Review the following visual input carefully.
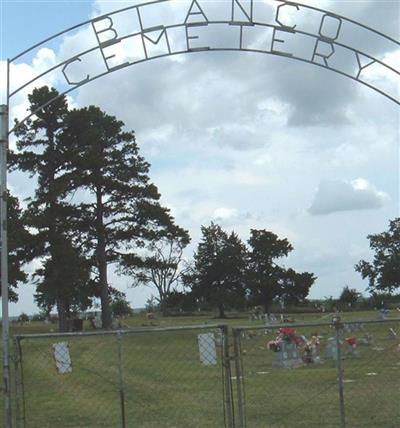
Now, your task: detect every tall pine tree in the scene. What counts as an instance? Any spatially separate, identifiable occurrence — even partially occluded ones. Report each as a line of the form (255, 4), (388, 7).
(186, 223), (247, 317)
(60, 106), (184, 328)
(11, 87), (93, 331)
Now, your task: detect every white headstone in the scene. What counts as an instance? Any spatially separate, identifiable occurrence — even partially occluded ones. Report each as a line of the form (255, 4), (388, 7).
(53, 342), (72, 374)
(198, 333), (217, 366)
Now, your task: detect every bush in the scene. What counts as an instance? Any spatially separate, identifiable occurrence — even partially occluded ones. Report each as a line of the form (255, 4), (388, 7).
(111, 297), (133, 317)
(18, 313), (30, 323)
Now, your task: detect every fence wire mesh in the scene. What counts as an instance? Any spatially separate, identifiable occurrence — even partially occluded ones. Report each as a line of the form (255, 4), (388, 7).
(11, 318), (400, 428)
(14, 325), (231, 428)
(232, 318), (400, 428)
(339, 320), (400, 428)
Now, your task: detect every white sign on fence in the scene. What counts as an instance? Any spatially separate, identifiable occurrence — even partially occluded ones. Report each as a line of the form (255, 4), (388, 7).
(53, 342), (72, 374)
(198, 333), (217, 366)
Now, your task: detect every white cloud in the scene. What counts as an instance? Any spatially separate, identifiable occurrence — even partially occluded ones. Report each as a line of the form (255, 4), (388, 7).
(5, 0), (400, 315)
(309, 179), (389, 215)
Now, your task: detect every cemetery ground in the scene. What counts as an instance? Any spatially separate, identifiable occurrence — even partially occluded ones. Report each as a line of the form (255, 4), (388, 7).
(1, 310), (400, 427)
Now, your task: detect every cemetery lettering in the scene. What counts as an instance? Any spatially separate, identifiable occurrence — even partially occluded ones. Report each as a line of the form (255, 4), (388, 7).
(60, 0), (395, 102)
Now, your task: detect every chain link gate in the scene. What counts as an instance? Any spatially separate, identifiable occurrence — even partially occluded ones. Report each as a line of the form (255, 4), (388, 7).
(13, 325), (236, 428)
(231, 318), (400, 428)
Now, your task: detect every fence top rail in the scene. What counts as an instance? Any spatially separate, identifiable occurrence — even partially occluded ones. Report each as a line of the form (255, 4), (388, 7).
(14, 323), (227, 341)
(232, 317), (400, 333)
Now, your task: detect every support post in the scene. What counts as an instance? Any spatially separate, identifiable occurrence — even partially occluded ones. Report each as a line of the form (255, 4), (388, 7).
(117, 332), (126, 428)
(221, 325), (234, 428)
(334, 318), (346, 428)
(1, 102), (12, 428)
(233, 329), (246, 428)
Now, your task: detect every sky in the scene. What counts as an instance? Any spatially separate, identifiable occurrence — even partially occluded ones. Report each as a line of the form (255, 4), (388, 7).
(1, 0), (399, 316)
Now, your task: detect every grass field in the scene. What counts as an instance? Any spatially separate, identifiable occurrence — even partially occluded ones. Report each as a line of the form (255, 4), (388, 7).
(2, 310), (400, 427)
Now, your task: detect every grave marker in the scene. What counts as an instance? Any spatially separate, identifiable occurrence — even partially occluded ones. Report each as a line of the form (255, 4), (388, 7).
(273, 342), (303, 369)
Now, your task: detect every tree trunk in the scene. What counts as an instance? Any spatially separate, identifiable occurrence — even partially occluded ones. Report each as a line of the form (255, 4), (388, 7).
(218, 303), (226, 318)
(96, 186), (112, 329)
(264, 300), (271, 316)
(57, 298), (68, 332)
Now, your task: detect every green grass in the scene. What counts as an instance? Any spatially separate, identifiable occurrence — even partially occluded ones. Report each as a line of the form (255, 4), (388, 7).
(2, 311), (400, 427)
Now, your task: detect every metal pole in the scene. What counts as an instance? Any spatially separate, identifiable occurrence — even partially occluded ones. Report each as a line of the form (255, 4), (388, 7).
(117, 332), (126, 428)
(334, 319), (346, 428)
(1, 100), (12, 427)
(221, 325), (234, 428)
(233, 329), (246, 428)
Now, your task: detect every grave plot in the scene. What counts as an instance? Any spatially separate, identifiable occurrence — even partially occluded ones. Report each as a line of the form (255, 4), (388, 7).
(341, 320), (400, 428)
(234, 323), (341, 428)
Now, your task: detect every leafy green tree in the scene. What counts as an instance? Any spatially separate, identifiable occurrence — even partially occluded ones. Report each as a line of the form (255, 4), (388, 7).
(10, 87), (90, 331)
(0, 193), (31, 302)
(164, 290), (197, 312)
(339, 286), (360, 307)
(185, 223), (247, 318)
(59, 106), (182, 328)
(111, 293), (133, 317)
(279, 268), (316, 305)
(18, 313), (30, 323)
(247, 229), (293, 314)
(129, 230), (190, 315)
(355, 218), (400, 293)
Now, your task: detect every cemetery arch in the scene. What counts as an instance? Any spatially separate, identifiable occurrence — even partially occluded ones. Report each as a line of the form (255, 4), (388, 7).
(5, 0), (400, 131)
(2, 1), (399, 425)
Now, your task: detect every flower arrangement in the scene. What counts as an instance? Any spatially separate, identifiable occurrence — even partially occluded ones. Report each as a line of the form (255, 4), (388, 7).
(267, 327), (304, 352)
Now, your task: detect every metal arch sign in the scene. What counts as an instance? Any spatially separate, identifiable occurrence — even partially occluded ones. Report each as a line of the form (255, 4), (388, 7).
(6, 0), (400, 129)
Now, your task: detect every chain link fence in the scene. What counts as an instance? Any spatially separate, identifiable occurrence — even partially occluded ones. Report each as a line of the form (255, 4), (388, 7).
(11, 318), (400, 427)
(13, 325), (233, 428)
(232, 318), (400, 428)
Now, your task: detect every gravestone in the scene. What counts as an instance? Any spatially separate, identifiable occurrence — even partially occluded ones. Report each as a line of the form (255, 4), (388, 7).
(325, 337), (340, 360)
(273, 342), (302, 368)
(344, 322), (363, 333)
(198, 333), (217, 366)
(53, 342), (72, 374)
(379, 309), (389, 320)
(265, 314), (278, 325)
(359, 333), (372, 346)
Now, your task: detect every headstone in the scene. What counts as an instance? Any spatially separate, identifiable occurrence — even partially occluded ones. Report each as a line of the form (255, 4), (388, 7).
(344, 322), (363, 333)
(359, 334), (372, 346)
(265, 314), (278, 325)
(379, 309), (389, 320)
(325, 337), (340, 360)
(53, 342), (72, 374)
(273, 341), (303, 368)
(198, 333), (217, 366)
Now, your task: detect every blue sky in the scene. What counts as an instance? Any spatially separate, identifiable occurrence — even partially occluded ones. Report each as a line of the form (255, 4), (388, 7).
(1, 0), (399, 316)
(2, 1), (93, 59)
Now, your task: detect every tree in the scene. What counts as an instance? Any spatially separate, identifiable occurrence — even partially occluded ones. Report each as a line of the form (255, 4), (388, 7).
(0, 193), (31, 302)
(355, 218), (400, 293)
(185, 223), (247, 318)
(111, 293), (133, 317)
(33, 237), (95, 318)
(246, 229), (293, 314)
(279, 268), (316, 305)
(128, 229), (190, 315)
(10, 87), (90, 331)
(164, 290), (197, 312)
(59, 106), (182, 328)
(339, 286), (360, 307)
